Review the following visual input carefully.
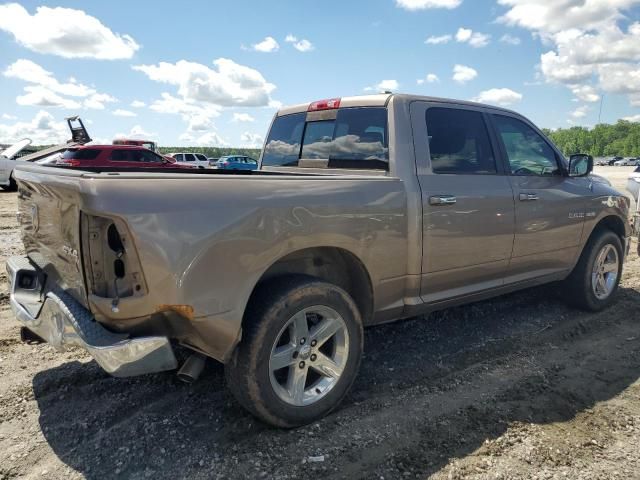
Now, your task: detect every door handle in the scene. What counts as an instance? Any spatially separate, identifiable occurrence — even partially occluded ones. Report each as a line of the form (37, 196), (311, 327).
(519, 193), (539, 202)
(429, 195), (457, 206)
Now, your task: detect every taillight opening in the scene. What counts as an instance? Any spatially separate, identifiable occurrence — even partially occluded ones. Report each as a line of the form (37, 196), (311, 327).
(308, 98), (341, 112)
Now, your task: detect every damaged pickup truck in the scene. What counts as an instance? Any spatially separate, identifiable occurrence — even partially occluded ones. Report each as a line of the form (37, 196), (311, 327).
(8, 94), (632, 427)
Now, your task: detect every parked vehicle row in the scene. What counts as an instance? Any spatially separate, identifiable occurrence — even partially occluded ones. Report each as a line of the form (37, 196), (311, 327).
(595, 156), (639, 166)
(8, 93), (631, 428)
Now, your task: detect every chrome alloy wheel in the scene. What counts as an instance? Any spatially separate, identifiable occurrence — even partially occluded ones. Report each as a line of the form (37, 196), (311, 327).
(269, 306), (349, 406)
(591, 244), (620, 300)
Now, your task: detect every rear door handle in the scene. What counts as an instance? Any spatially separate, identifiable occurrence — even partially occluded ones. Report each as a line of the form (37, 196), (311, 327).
(519, 193), (539, 202)
(429, 195), (457, 206)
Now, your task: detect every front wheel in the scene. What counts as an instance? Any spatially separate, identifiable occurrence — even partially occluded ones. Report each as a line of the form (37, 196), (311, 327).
(225, 276), (363, 427)
(564, 229), (623, 311)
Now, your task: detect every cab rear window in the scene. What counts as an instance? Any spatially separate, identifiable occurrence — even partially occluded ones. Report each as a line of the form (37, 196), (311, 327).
(262, 107), (389, 170)
(62, 149), (100, 160)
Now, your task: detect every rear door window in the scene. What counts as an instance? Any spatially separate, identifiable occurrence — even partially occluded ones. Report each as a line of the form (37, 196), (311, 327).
(63, 149), (101, 160)
(425, 107), (497, 174)
(185, 154), (196, 162)
(262, 107), (388, 169)
(109, 149), (131, 161)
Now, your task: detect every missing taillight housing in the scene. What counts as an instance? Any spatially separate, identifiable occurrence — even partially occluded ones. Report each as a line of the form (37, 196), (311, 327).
(308, 98), (341, 112)
(81, 213), (146, 301)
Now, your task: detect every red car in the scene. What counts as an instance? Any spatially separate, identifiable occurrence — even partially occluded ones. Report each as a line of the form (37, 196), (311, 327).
(54, 145), (195, 169)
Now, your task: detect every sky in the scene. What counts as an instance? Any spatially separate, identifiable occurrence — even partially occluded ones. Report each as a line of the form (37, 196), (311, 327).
(0, 0), (639, 147)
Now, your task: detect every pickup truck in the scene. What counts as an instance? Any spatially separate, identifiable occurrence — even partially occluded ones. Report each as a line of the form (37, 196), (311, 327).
(7, 94), (631, 427)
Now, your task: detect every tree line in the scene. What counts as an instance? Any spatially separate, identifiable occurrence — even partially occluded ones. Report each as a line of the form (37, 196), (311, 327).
(542, 120), (640, 158)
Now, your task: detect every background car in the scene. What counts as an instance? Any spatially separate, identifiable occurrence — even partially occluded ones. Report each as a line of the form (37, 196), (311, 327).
(216, 155), (259, 171)
(53, 145), (196, 169)
(168, 152), (210, 169)
(614, 158), (632, 166)
(607, 156), (624, 165)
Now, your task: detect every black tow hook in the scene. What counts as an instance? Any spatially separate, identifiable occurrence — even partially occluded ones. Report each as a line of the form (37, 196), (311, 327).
(20, 327), (45, 345)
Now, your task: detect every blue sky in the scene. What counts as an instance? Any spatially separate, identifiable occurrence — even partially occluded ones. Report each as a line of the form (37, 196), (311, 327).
(0, 0), (639, 146)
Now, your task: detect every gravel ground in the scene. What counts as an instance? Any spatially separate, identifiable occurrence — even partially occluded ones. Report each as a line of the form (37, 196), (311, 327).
(1, 166), (639, 479)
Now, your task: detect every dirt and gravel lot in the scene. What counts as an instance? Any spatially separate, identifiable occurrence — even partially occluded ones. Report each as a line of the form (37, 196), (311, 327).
(1, 166), (639, 480)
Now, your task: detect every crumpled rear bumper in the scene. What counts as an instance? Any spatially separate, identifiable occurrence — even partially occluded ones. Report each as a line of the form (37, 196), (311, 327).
(7, 255), (177, 377)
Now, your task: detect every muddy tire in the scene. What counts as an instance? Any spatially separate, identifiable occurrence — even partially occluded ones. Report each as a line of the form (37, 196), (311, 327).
(225, 276), (363, 428)
(564, 229), (623, 311)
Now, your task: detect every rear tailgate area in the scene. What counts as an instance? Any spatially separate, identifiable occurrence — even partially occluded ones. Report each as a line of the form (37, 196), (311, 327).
(15, 166), (88, 308)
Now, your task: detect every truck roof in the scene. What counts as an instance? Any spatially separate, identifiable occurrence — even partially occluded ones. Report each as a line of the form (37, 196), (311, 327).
(275, 93), (520, 117)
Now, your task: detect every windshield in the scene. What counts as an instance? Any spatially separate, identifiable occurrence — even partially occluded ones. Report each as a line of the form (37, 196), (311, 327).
(262, 107), (389, 170)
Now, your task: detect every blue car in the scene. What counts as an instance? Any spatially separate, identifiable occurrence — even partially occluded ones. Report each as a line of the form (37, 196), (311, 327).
(214, 155), (259, 170)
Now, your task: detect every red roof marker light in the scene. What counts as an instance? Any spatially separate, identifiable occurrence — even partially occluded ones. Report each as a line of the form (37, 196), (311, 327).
(308, 98), (341, 112)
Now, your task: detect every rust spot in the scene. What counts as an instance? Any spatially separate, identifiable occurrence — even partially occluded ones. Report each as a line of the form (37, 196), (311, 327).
(156, 304), (195, 321)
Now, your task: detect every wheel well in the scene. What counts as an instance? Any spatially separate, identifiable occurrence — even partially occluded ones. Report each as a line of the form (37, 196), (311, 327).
(593, 215), (626, 243)
(246, 247), (374, 324)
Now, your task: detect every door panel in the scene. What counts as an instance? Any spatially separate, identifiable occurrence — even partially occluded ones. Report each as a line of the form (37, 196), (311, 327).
(410, 102), (516, 303)
(491, 113), (587, 282)
(419, 174), (516, 302)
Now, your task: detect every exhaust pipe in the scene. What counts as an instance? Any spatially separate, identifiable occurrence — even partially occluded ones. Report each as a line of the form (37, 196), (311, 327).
(177, 352), (207, 383)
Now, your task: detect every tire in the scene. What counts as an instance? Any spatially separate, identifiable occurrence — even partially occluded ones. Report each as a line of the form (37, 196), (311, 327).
(225, 276), (363, 428)
(6, 174), (17, 192)
(564, 229), (623, 311)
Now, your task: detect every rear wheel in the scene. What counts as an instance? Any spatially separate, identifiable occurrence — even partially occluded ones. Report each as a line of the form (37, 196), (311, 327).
(225, 276), (363, 427)
(564, 229), (623, 311)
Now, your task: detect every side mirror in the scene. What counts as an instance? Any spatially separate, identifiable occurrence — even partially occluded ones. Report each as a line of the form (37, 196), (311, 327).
(568, 154), (593, 177)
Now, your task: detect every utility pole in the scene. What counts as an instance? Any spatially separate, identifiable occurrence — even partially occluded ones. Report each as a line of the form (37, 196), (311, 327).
(598, 94), (605, 124)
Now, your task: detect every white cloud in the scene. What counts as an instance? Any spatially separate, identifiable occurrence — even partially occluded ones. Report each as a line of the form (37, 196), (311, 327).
(4, 59), (94, 97)
(378, 79), (399, 91)
(16, 86), (81, 109)
(623, 114), (640, 122)
(180, 131), (228, 146)
(418, 73), (440, 85)
(83, 93), (117, 110)
(113, 109), (137, 117)
(455, 27), (490, 47)
(0, 3), (139, 59)
(395, 0), (462, 10)
(497, 1), (640, 106)
(252, 36), (279, 53)
(233, 113), (255, 122)
(571, 105), (590, 119)
(0, 110), (69, 144)
(455, 27), (473, 42)
(4, 59), (116, 110)
(240, 132), (264, 147)
(284, 34), (314, 52)
(2, 113), (17, 120)
(425, 34), (452, 45)
(114, 125), (157, 140)
(452, 64), (478, 84)
(293, 39), (314, 52)
(133, 58), (276, 108)
(500, 34), (521, 45)
(366, 79), (399, 92)
(571, 84), (600, 103)
(130, 100), (146, 108)
(473, 88), (523, 106)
